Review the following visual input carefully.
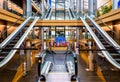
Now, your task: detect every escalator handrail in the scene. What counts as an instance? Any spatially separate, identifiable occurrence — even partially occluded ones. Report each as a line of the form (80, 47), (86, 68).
(80, 17), (120, 69)
(87, 15), (120, 49)
(88, 10), (120, 42)
(0, 17), (39, 67)
(0, 17), (32, 48)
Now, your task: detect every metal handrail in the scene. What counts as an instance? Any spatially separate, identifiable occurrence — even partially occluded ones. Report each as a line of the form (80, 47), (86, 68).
(80, 17), (120, 69)
(0, 17), (39, 67)
(87, 16), (120, 49)
(0, 17), (32, 48)
(86, 10), (120, 45)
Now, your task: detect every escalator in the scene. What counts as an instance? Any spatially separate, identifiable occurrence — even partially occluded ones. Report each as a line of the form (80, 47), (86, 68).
(37, 46), (79, 82)
(80, 16), (120, 69)
(0, 17), (39, 67)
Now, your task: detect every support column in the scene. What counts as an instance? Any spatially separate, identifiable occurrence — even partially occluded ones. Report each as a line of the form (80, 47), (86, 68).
(76, 27), (79, 55)
(41, 27), (44, 51)
(70, 0), (74, 10)
(76, 0), (80, 18)
(112, 0), (119, 9)
(80, 0), (84, 16)
(93, 0), (97, 17)
(42, 0), (45, 15)
(88, 0), (94, 16)
(26, 0), (32, 17)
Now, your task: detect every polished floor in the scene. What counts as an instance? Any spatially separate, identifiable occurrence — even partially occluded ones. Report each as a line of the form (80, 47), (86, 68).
(3, 51), (120, 82)
(17, 52), (102, 82)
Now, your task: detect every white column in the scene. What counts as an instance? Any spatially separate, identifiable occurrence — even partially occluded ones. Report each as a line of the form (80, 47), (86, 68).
(93, 0), (97, 17)
(42, 0), (45, 15)
(112, 0), (119, 10)
(26, 0), (32, 17)
(47, 0), (50, 8)
(70, 0), (74, 10)
(41, 27), (44, 51)
(76, 27), (79, 55)
(88, 0), (94, 16)
(80, 0), (84, 15)
(76, 0), (80, 18)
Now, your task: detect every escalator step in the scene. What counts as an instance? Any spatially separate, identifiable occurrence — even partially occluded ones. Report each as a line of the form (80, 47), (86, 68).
(0, 52), (9, 55)
(7, 44), (15, 47)
(0, 56), (5, 59)
(111, 53), (120, 58)
(115, 58), (120, 62)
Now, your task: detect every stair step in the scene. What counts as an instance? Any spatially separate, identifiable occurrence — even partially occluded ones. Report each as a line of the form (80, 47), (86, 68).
(0, 52), (9, 55)
(7, 44), (15, 46)
(0, 56), (5, 59)
(115, 58), (120, 61)
(111, 53), (119, 56)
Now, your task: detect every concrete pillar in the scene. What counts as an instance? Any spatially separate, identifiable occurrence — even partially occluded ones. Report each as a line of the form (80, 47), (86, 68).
(70, 0), (74, 10)
(47, 0), (49, 8)
(88, 0), (94, 16)
(93, 0), (97, 17)
(76, 0), (80, 18)
(41, 27), (44, 51)
(26, 0), (32, 17)
(76, 27), (79, 55)
(80, 0), (84, 16)
(112, 0), (119, 9)
(42, 0), (45, 15)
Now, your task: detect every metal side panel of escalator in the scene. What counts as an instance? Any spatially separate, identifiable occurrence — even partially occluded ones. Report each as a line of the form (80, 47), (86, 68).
(81, 16), (120, 69)
(37, 47), (79, 82)
(0, 17), (39, 67)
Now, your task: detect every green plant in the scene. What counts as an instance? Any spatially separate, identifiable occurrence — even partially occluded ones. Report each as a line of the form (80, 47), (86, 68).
(100, 5), (112, 15)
